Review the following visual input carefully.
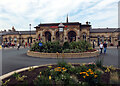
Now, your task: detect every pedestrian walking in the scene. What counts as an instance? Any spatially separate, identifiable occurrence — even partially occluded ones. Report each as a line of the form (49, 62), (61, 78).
(117, 45), (119, 49)
(103, 41), (107, 54)
(93, 40), (95, 49)
(24, 42), (25, 48)
(17, 43), (20, 50)
(2, 43), (4, 49)
(99, 42), (103, 54)
(25, 42), (27, 47)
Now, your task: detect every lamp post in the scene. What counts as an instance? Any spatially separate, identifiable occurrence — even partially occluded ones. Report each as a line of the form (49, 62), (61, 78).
(29, 24), (31, 47)
(58, 23), (65, 45)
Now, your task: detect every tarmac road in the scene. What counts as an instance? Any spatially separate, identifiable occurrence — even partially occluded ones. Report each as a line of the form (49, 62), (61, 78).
(1, 47), (119, 75)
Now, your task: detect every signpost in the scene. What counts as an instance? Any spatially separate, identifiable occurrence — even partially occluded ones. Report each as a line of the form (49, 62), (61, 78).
(39, 43), (42, 46)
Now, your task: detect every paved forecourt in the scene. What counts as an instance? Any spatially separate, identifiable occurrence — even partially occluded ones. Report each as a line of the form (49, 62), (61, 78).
(2, 47), (119, 75)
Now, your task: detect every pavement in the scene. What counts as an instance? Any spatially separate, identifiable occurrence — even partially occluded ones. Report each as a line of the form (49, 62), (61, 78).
(1, 47), (119, 75)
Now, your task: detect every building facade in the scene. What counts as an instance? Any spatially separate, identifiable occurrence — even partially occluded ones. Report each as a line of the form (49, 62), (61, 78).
(0, 27), (36, 45)
(0, 22), (120, 46)
(35, 22), (120, 46)
(35, 22), (91, 43)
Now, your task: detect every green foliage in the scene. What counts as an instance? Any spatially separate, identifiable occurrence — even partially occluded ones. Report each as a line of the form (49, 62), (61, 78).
(28, 67), (34, 71)
(33, 61), (104, 86)
(57, 61), (67, 67)
(63, 41), (69, 49)
(13, 72), (21, 79)
(87, 63), (96, 71)
(13, 72), (27, 81)
(34, 75), (52, 86)
(1, 79), (10, 86)
(95, 58), (104, 69)
(30, 40), (93, 53)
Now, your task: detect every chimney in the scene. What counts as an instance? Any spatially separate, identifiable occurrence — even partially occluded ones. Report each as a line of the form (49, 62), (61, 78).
(8, 29), (11, 32)
(86, 21), (89, 25)
(4, 30), (6, 32)
(12, 26), (16, 31)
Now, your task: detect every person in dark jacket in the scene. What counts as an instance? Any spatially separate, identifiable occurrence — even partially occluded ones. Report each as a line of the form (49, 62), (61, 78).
(103, 41), (107, 54)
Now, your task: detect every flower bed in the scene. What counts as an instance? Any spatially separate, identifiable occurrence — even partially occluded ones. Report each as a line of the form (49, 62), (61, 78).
(1, 61), (120, 86)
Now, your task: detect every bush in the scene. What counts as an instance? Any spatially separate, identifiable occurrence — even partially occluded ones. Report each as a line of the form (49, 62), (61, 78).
(63, 41), (69, 49)
(95, 58), (104, 70)
(30, 40), (93, 53)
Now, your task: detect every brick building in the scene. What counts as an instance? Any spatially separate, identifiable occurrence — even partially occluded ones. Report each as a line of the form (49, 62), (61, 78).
(0, 22), (120, 46)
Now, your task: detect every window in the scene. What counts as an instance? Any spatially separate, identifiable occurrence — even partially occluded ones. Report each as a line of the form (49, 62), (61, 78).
(109, 36), (111, 43)
(14, 37), (17, 43)
(83, 33), (86, 40)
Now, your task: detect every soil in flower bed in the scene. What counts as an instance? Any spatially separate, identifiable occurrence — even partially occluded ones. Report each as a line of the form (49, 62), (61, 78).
(2, 64), (120, 86)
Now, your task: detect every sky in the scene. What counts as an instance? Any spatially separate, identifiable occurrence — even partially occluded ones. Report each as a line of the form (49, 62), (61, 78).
(0, 0), (119, 31)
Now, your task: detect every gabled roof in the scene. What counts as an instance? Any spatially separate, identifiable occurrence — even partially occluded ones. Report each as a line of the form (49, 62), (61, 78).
(35, 22), (81, 28)
(90, 28), (118, 33)
(0, 31), (36, 36)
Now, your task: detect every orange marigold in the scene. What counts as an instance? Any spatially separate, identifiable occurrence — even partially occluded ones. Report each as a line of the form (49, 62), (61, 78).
(86, 73), (89, 76)
(90, 72), (94, 74)
(94, 75), (98, 78)
(83, 76), (86, 78)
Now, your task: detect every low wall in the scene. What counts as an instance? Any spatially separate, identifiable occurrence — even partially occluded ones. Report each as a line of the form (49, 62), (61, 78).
(27, 50), (100, 58)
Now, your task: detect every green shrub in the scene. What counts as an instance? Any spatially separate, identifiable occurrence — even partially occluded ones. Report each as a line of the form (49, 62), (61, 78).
(63, 41), (69, 49)
(30, 40), (93, 53)
(95, 58), (104, 69)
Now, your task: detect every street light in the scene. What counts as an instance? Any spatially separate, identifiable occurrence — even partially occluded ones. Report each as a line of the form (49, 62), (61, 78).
(29, 24), (31, 47)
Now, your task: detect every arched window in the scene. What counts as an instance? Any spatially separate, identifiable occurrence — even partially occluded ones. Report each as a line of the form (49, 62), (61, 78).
(83, 33), (86, 40)
(38, 34), (40, 41)
(56, 31), (59, 41)
(45, 31), (51, 42)
(118, 35), (120, 40)
(68, 31), (76, 42)
(27, 37), (32, 43)
(9, 36), (12, 43)
(109, 36), (111, 43)
(14, 37), (17, 44)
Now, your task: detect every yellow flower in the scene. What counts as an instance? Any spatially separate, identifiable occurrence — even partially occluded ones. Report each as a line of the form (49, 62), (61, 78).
(94, 75), (97, 78)
(88, 69), (92, 71)
(83, 76), (86, 78)
(49, 76), (51, 80)
(80, 72), (83, 74)
(82, 63), (86, 66)
(82, 72), (86, 74)
(40, 72), (42, 74)
(68, 62), (71, 65)
(90, 72), (94, 74)
(62, 67), (65, 70)
(54, 67), (61, 71)
(105, 68), (110, 72)
(86, 73), (89, 76)
(48, 66), (52, 68)
(57, 67), (61, 69)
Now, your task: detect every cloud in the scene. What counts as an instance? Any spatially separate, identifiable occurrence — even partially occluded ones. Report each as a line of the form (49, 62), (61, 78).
(0, 0), (119, 31)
